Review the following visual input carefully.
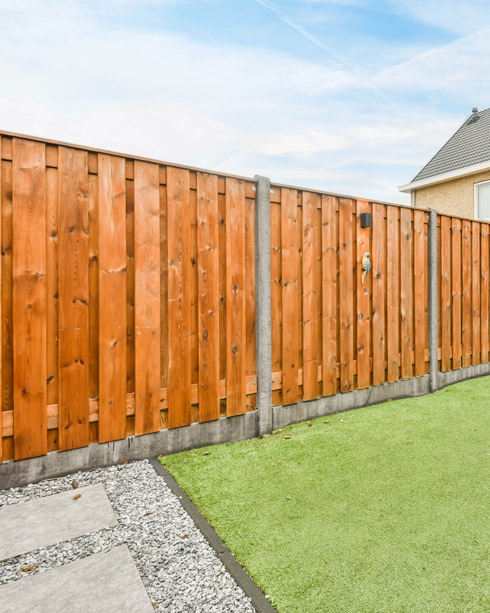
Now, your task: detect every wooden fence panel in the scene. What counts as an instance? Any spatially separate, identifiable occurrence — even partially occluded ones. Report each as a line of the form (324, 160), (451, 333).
(167, 166), (191, 428)
(386, 206), (400, 382)
(481, 224), (489, 364)
(451, 218), (462, 370)
(98, 154), (127, 443)
(58, 147), (89, 450)
(281, 188), (299, 405)
(134, 161), (160, 434)
(322, 196), (338, 396)
(440, 216), (452, 372)
(461, 220), (472, 367)
(472, 222), (481, 365)
(197, 172), (220, 422)
(339, 199), (355, 392)
(413, 210), (427, 376)
(225, 178), (247, 416)
(302, 191), (321, 400)
(356, 200), (371, 390)
(12, 139), (47, 460)
(372, 203), (386, 386)
(400, 208), (413, 380)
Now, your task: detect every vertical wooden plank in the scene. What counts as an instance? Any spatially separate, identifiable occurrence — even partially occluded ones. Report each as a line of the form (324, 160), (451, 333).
(400, 208), (413, 379)
(190, 183), (199, 425)
(413, 210), (426, 377)
(386, 206), (399, 382)
(440, 216), (452, 372)
(98, 154), (127, 442)
(372, 203), (386, 386)
(270, 197), (282, 402)
(355, 199), (371, 389)
(0, 137), (2, 461)
(167, 166), (191, 427)
(481, 224), (489, 364)
(339, 199), (354, 392)
(58, 147), (89, 450)
(302, 191), (320, 399)
(226, 178), (246, 416)
(451, 218), (462, 370)
(281, 188), (299, 405)
(462, 220), (472, 367)
(134, 161), (160, 434)
(197, 172), (220, 421)
(88, 174), (99, 402)
(471, 222), (481, 365)
(1, 156), (13, 417)
(12, 139), (47, 459)
(322, 195), (337, 396)
(245, 191), (256, 410)
(126, 175), (135, 401)
(46, 165), (58, 412)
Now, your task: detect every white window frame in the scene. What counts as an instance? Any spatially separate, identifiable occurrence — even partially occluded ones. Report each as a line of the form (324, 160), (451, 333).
(474, 179), (490, 220)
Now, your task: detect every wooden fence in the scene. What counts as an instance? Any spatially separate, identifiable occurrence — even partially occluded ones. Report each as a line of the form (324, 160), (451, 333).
(269, 187), (429, 406)
(1, 130), (489, 464)
(438, 215), (490, 372)
(0, 134), (256, 462)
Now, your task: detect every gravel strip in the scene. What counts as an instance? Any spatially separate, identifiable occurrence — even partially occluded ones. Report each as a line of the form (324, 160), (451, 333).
(0, 460), (255, 613)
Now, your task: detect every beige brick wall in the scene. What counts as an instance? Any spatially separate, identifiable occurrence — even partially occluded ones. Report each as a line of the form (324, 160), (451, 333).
(413, 169), (490, 218)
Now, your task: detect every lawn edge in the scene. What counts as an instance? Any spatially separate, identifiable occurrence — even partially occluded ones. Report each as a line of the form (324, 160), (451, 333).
(149, 458), (277, 613)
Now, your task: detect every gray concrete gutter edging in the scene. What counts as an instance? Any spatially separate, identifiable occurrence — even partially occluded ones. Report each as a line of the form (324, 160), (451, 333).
(149, 458), (277, 613)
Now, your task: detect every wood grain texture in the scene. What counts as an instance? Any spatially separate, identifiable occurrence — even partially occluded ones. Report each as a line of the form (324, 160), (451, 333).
(355, 200), (371, 389)
(413, 210), (426, 377)
(281, 188), (299, 405)
(386, 206), (400, 382)
(440, 216), (451, 372)
(58, 147), (89, 450)
(134, 161), (160, 434)
(372, 203), (386, 386)
(462, 220), (471, 367)
(1, 157), (13, 419)
(471, 222), (481, 365)
(322, 196), (338, 396)
(481, 224), (489, 364)
(12, 139), (47, 459)
(400, 208), (413, 380)
(197, 172), (220, 421)
(225, 178), (246, 416)
(302, 191), (320, 399)
(98, 154), (127, 442)
(167, 166), (191, 428)
(339, 199), (354, 392)
(270, 198), (282, 401)
(451, 218), (462, 370)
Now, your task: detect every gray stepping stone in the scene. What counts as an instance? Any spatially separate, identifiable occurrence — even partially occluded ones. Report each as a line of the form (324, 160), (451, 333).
(0, 484), (116, 561)
(0, 545), (154, 612)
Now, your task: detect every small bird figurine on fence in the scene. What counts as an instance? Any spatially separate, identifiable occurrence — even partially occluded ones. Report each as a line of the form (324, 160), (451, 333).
(361, 252), (371, 285)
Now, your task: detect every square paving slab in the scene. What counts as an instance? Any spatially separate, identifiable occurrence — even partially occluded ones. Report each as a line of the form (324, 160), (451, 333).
(0, 484), (117, 561)
(0, 545), (154, 612)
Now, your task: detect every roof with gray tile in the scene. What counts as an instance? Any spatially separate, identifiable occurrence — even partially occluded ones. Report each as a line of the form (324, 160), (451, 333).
(413, 107), (490, 182)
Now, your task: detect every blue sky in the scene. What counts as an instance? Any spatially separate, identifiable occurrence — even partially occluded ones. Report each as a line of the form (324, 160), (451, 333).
(1, 0), (490, 203)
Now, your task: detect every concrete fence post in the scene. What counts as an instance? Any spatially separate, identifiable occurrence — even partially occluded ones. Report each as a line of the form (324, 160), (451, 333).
(254, 175), (273, 435)
(428, 208), (438, 392)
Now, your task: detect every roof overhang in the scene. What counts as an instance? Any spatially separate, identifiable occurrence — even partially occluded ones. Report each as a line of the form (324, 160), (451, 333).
(399, 159), (490, 193)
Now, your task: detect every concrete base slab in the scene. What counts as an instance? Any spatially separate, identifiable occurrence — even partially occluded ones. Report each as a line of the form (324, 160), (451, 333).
(0, 545), (153, 613)
(0, 484), (116, 561)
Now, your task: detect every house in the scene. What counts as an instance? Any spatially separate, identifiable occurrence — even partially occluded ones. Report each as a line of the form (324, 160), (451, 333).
(399, 107), (490, 220)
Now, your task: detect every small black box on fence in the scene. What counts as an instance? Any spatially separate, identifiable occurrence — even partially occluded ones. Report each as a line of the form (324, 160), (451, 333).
(360, 212), (372, 228)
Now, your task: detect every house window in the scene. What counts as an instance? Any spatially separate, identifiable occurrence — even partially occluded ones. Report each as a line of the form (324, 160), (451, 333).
(475, 180), (490, 220)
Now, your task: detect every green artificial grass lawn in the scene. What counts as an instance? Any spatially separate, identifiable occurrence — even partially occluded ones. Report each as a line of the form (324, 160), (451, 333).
(160, 378), (490, 612)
